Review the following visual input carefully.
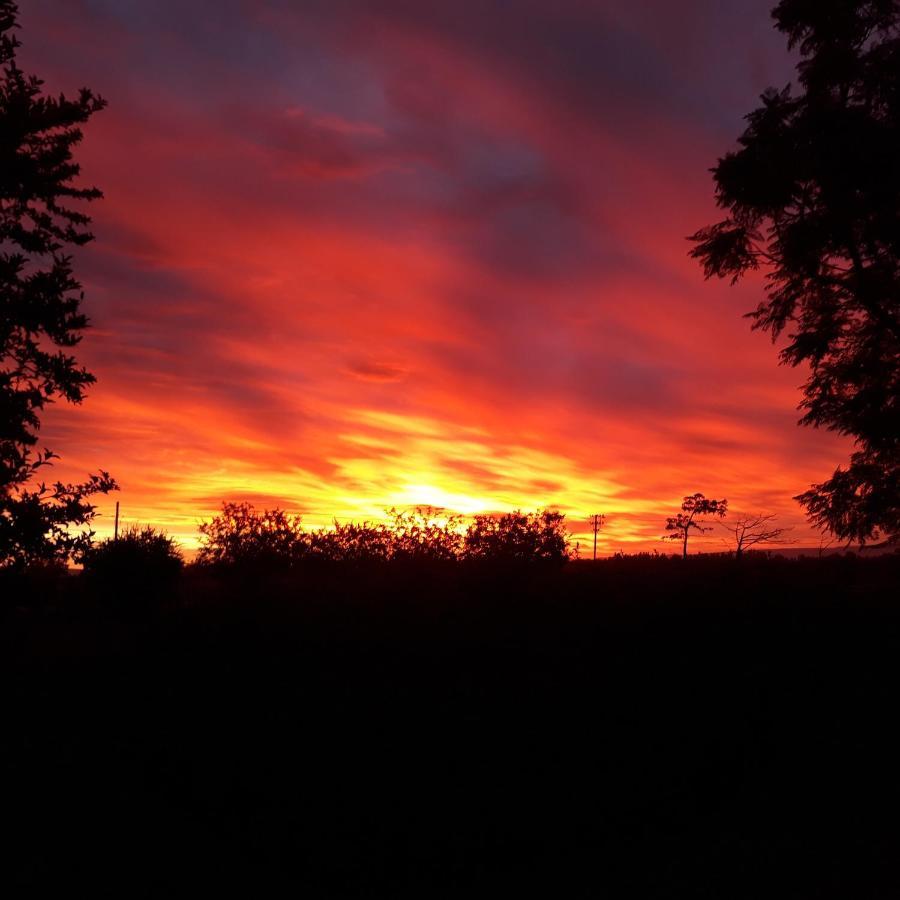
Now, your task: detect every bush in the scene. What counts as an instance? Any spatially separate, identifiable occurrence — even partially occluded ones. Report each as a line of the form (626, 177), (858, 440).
(307, 521), (392, 564)
(382, 507), (464, 563)
(305, 508), (464, 565)
(464, 510), (572, 566)
(82, 526), (183, 607)
(197, 502), (306, 570)
(196, 502), (574, 570)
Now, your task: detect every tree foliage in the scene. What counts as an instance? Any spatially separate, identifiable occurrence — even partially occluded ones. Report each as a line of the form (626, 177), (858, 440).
(0, 460), (115, 569)
(379, 506), (465, 562)
(663, 494), (728, 559)
(82, 525), (183, 596)
(197, 502), (307, 570)
(0, 1), (115, 567)
(690, 0), (900, 544)
(307, 520), (393, 564)
(463, 510), (572, 565)
(197, 503), (572, 569)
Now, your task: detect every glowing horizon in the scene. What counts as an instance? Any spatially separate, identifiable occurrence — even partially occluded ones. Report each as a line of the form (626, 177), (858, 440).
(21, 0), (851, 556)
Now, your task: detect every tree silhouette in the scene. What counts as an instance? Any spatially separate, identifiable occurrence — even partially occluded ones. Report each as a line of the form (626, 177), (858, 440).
(307, 520), (392, 564)
(199, 504), (576, 568)
(197, 502), (307, 570)
(382, 506), (465, 562)
(663, 494), (728, 559)
(304, 507), (465, 564)
(464, 510), (572, 565)
(1, 1), (115, 567)
(721, 513), (793, 558)
(689, 0), (900, 545)
(0, 468), (117, 569)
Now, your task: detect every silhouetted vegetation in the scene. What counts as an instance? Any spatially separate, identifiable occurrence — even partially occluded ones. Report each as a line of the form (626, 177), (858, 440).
(0, 469), (118, 571)
(722, 512), (793, 558)
(662, 492), (728, 559)
(197, 502), (307, 571)
(307, 519), (394, 564)
(196, 502), (571, 570)
(690, 0), (900, 545)
(82, 526), (183, 610)
(5, 552), (900, 897)
(0, 1), (115, 569)
(463, 509), (570, 565)
(380, 506), (466, 562)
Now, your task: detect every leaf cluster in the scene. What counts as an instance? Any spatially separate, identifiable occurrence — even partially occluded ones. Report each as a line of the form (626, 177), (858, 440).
(197, 502), (308, 570)
(0, 464), (116, 570)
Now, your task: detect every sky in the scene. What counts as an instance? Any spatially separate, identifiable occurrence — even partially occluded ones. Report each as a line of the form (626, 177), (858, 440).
(19, 0), (852, 554)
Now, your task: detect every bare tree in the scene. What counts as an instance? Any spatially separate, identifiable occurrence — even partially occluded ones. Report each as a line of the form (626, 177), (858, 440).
(721, 514), (793, 559)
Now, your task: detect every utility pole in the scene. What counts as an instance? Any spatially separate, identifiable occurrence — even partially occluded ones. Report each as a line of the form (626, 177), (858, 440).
(590, 514), (605, 561)
(114, 501), (120, 541)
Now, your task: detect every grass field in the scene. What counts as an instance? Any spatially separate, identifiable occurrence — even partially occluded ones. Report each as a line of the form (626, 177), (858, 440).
(5, 554), (900, 897)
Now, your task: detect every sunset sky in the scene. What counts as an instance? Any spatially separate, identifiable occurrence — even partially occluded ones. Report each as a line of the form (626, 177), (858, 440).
(21, 0), (852, 553)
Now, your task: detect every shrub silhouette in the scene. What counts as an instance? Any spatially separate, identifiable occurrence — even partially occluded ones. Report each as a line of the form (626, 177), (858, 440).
(197, 503), (575, 568)
(307, 520), (392, 564)
(197, 502), (306, 570)
(464, 510), (571, 566)
(82, 526), (183, 607)
(307, 507), (464, 564)
(382, 506), (464, 562)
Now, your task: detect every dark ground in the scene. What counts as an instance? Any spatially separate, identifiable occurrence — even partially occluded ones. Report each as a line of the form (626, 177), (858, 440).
(4, 554), (900, 897)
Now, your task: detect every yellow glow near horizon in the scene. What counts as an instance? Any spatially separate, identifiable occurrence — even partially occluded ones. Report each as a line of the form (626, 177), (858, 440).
(48, 384), (848, 558)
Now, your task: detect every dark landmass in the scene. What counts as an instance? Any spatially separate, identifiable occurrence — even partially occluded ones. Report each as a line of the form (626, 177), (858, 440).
(4, 554), (900, 897)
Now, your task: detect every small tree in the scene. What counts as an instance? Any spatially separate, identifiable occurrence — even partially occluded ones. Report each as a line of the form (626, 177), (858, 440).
(464, 510), (572, 566)
(663, 494), (728, 559)
(197, 502), (307, 570)
(721, 513), (793, 558)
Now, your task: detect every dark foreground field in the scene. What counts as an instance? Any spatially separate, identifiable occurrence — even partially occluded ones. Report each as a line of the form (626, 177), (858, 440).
(4, 555), (900, 897)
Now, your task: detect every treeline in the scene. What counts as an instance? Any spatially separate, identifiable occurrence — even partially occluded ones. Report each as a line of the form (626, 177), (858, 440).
(77, 504), (572, 585)
(4, 490), (854, 577)
(87, 491), (788, 576)
(195, 503), (570, 568)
